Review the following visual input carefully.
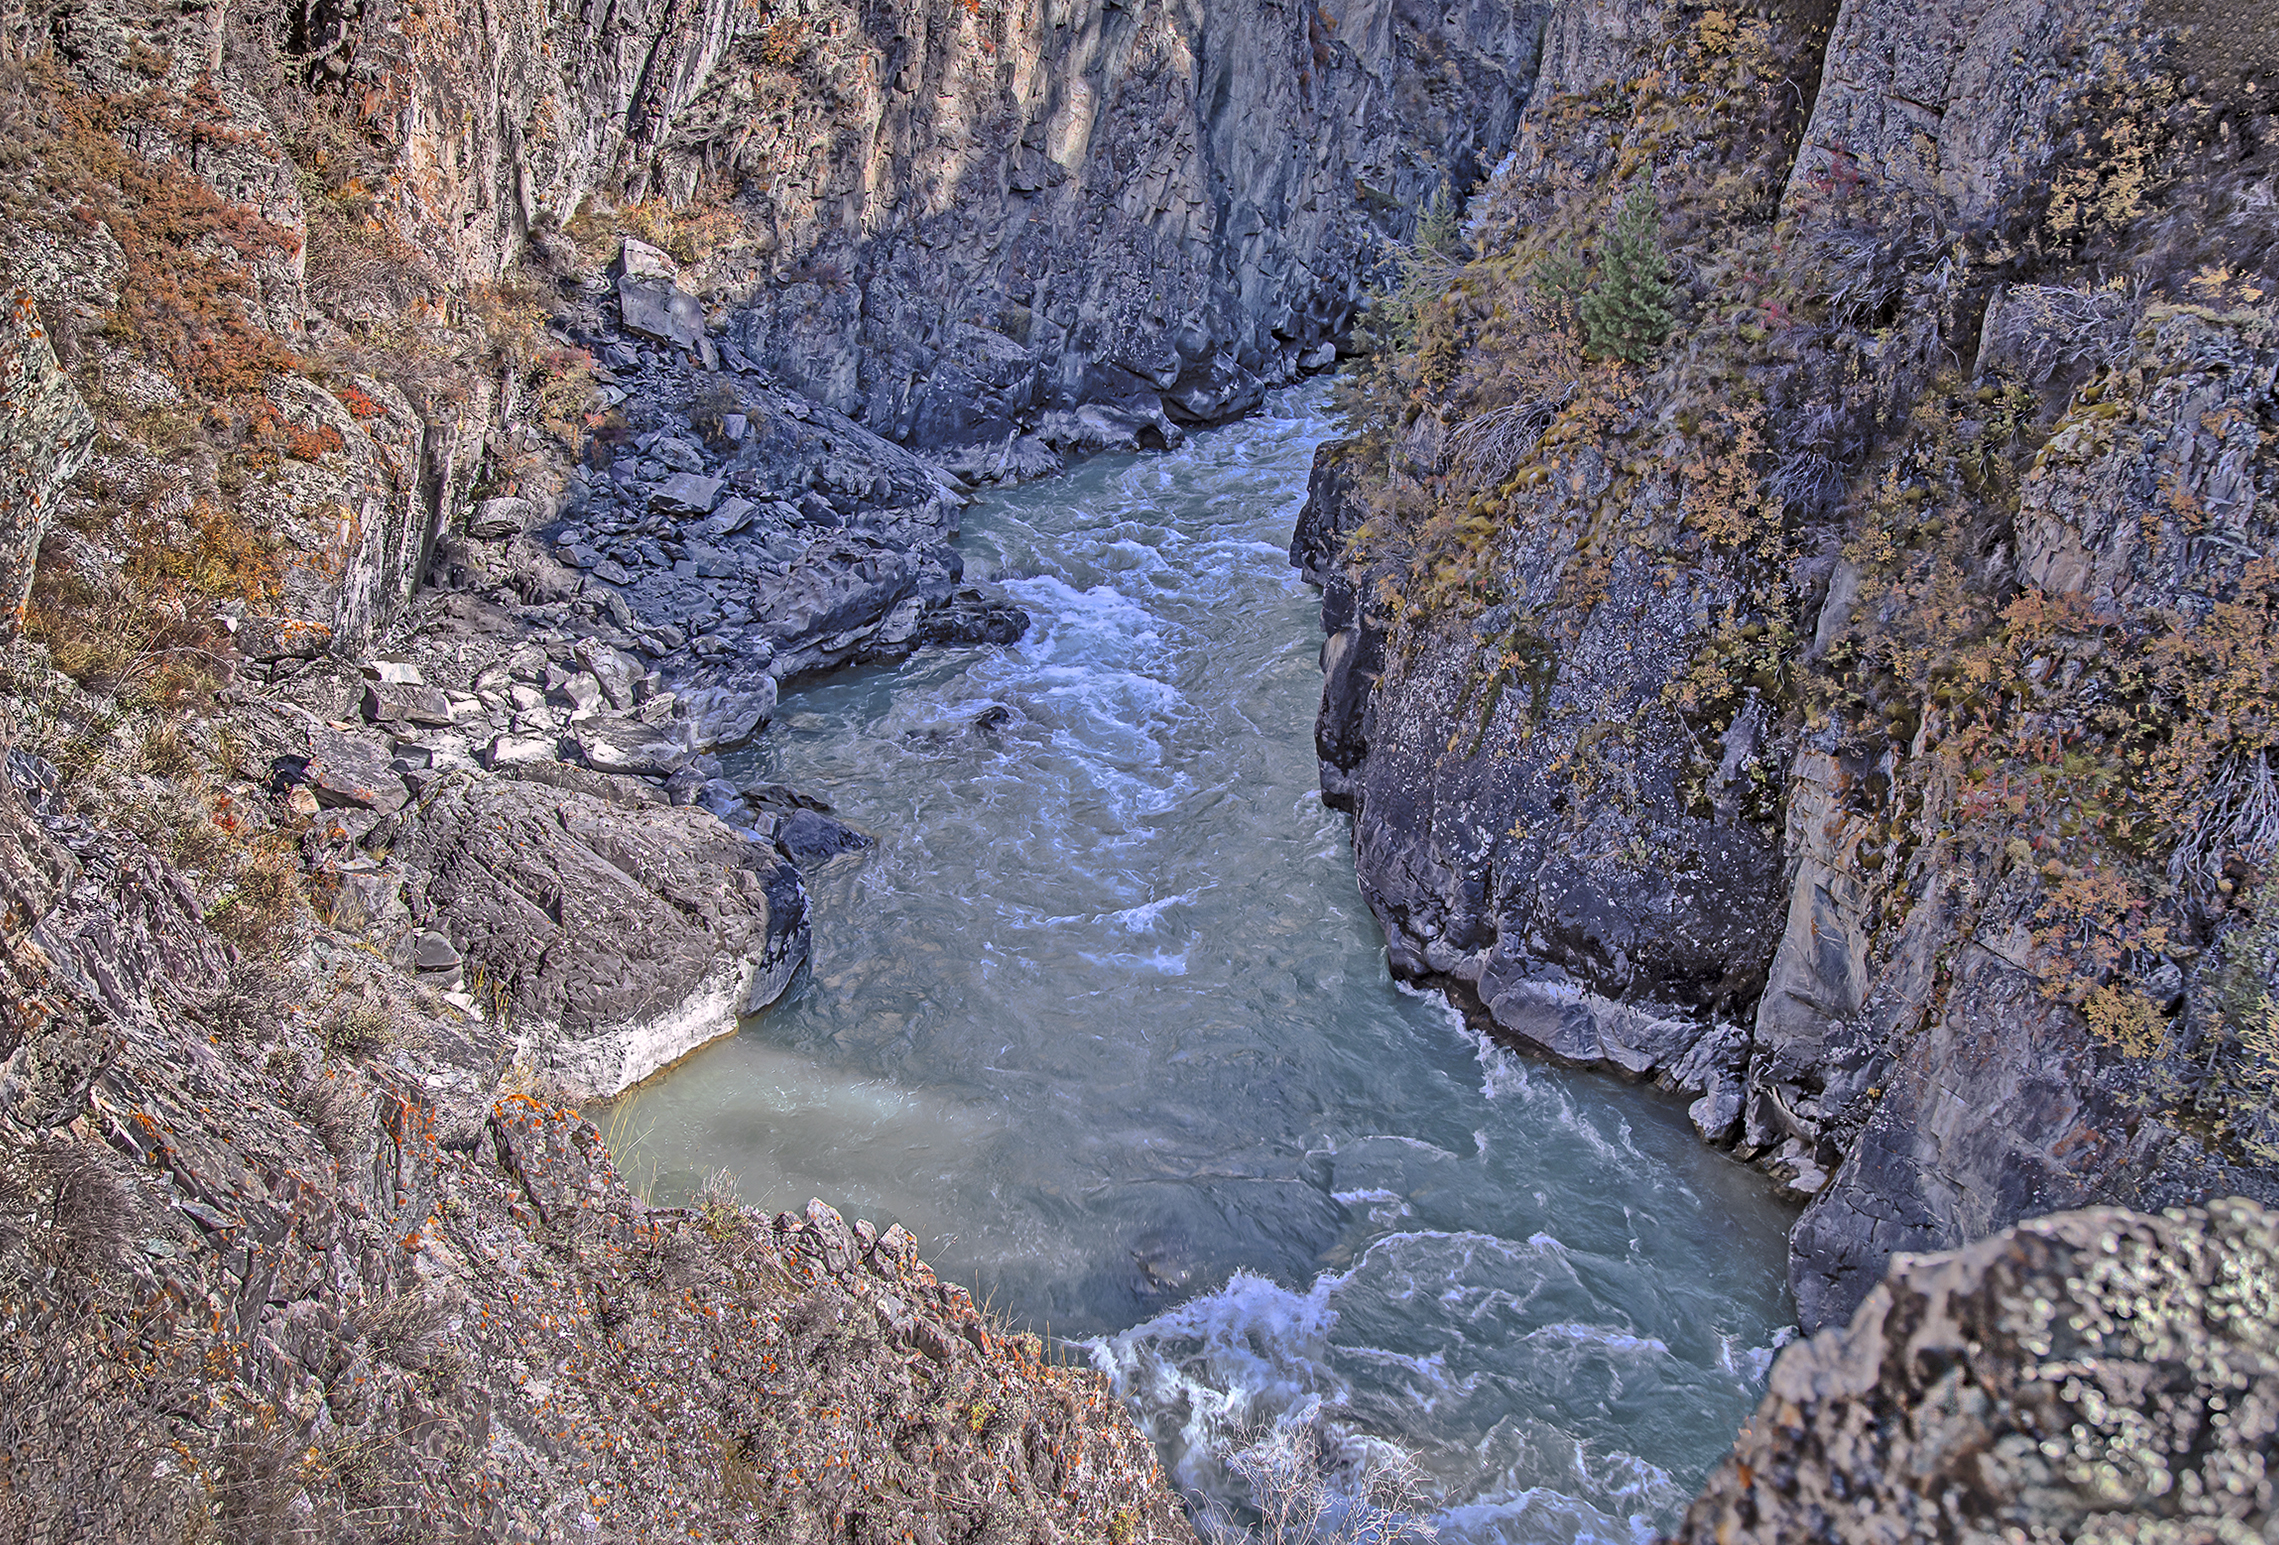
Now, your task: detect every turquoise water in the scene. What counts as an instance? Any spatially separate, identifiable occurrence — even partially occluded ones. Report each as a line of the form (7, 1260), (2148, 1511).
(603, 384), (1794, 1541)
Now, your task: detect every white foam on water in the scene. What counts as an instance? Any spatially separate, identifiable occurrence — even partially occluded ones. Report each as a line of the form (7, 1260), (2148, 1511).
(1391, 980), (1538, 1105)
(1108, 888), (1211, 932)
(1090, 1224), (1675, 1526)
(1077, 946), (1192, 976)
(1431, 1011), (1642, 1169)
(1738, 1324), (1798, 1383)
(1086, 1266), (1348, 1497)
(1352, 1133), (1465, 1160)
(1007, 572), (1162, 633)
(1024, 888), (1210, 932)
(1437, 1416), (1685, 1544)
(1337, 1343), (1477, 1409)
(1330, 1188), (1414, 1228)
(1523, 1323), (1673, 1359)
(1431, 1488), (1651, 1545)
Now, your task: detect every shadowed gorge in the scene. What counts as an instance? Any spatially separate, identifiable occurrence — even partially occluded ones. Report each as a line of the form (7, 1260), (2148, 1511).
(603, 385), (1796, 1540)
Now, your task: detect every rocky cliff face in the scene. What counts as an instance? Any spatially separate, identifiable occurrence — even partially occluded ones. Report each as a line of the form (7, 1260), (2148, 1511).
(1305, 0), (2279, 1330)
(3, 0), (1549, 678)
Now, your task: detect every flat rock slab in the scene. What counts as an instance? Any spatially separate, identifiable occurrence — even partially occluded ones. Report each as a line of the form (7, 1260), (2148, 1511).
(619, 277), (706, 351)
(363, 681), (454, 726)
(469, 496), (536, 538)
(570, 720), (689, 778)
(366, 773), (809, 1097)
(304, 723), (411, 812)
(648, 473), (723, 515)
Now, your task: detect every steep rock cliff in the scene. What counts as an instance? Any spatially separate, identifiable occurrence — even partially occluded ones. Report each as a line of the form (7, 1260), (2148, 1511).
(1307, 0), (2279, 1329)
(3, 0), (1548, 680)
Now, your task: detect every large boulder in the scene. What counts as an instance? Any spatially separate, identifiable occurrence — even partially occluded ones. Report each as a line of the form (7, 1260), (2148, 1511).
(1679, 1199), (2279, 1543)
(614, 239), (707, 352)
(364, 773), (809, 1097)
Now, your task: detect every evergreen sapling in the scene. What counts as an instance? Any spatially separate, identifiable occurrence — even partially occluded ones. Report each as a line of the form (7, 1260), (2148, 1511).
(1578, 184), (1675, 363)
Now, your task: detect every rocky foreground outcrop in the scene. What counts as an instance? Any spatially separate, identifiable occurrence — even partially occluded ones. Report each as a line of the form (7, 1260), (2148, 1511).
(0, 726), (1192, 1542)
(1677, 1198), (2279, 1544)
(1306, 0), (2279, 1330)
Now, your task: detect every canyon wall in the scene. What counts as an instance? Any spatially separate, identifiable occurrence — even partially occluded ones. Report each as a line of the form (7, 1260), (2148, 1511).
(1306, 0), (2279, 1329)
(0, 0), (1575, 1529)
(2, 0), (1548, 664)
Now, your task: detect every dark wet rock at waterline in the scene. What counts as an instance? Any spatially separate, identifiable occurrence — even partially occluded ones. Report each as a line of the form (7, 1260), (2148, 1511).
(770, 808), (877, 871)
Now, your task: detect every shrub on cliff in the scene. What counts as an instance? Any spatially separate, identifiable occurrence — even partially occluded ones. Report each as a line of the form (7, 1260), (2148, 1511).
(1577, 185), (1674, 363)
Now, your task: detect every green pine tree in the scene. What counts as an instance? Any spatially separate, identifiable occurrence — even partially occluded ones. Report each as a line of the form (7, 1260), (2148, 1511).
(1577, 184), (1674, 363)
(1532, 239), (1588, 307)
(1414, 182), (1463, 261)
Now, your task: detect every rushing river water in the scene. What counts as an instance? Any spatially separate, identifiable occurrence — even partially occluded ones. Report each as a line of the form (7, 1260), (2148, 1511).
(603, 383), (1797, 1542)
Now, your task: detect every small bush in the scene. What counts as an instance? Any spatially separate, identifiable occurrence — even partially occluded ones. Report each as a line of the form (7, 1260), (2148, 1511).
(1200, 1421), (1439, 1545)
(8, 1136), (135, 1278)
(284, 1064), (368, 1157)
(203, 833), (306, 955)
(695, 1166), (742, 1240)
(320, 997), (396, 1059)
(189, 956), (297, 1046)
(353, 1291), (446, 1371)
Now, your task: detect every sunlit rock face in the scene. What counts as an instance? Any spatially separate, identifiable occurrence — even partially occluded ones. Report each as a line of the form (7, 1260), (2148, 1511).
(0, 289), (94, 640)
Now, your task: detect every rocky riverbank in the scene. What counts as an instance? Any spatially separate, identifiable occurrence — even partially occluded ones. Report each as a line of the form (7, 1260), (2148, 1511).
(0, 723), (1191, 1539)
(1299, 0), (2279, 1338)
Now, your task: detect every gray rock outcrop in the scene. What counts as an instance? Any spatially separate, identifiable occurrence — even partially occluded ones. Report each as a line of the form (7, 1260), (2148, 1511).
(1679, 1199), (2279, 1544)
(1307, 0), (2279, 1332)
(364, 771), (809, 1098)
(0, 285), (94, 639)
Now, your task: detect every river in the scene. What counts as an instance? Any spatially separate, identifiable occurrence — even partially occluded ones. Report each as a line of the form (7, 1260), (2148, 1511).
(600, 382), (1797, 1543)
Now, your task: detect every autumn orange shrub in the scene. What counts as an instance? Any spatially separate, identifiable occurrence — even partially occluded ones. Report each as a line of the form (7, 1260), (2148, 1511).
(11, 63), (304, 399)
